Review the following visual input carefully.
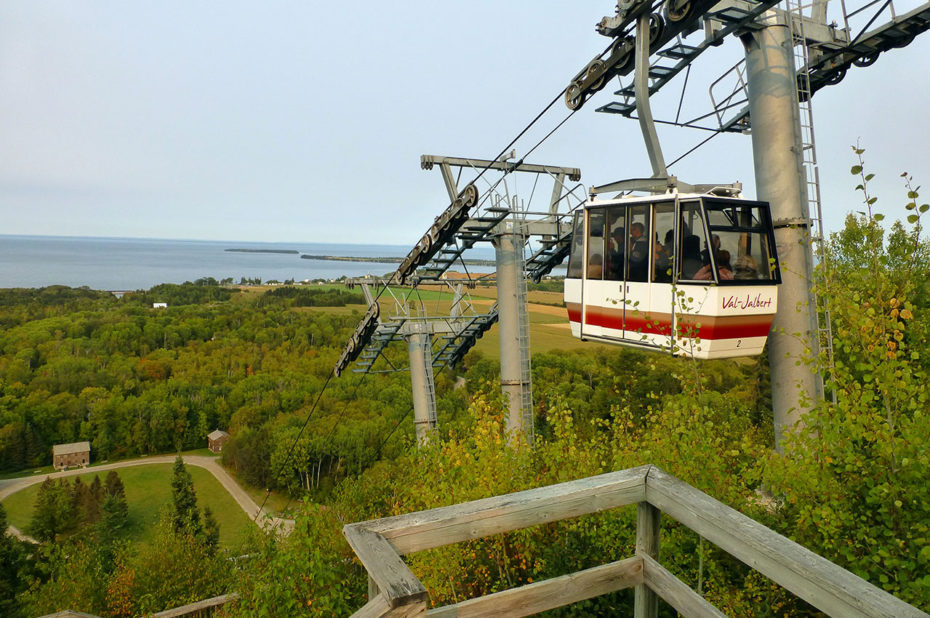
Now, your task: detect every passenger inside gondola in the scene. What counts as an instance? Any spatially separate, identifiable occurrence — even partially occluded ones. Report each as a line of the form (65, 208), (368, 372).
(734, 254), (760, 279)
(607, 227), (625, 280)
(695, 249), (734, 281)
(680, 234), (703, 279)
(628, 222), (649, 281)
(588, 254), (603, 279)
(587, 214), (605, 280)
(654, 229), (674, 282)
(701, 234), (721, 267)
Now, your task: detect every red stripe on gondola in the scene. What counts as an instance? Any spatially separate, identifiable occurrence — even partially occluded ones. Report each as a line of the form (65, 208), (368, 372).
(566, 303), (582, 323)
(566, 303), (774, 340)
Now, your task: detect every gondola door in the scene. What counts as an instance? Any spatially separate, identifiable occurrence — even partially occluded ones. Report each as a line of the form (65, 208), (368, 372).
(622, 204), (652, 343)
(580, 208), (610, 340)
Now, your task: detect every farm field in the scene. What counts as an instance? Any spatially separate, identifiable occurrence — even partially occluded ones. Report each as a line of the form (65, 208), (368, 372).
(317, 286), (610, 360)
(2, 463), (255, 549)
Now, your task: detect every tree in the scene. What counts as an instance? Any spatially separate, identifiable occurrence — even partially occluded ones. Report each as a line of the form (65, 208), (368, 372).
(762, 155), (930, 608)
(29, 478), (76, 542)
(72, 477), (101, 526)
(170, 456), (201, 536)
(202, 507), (220, 554)
(104, 470), (129, 520)
(0, 505), (28, 617)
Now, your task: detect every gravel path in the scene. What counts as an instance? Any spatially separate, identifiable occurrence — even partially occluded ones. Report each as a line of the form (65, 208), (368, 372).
(1, 455), (294, 539)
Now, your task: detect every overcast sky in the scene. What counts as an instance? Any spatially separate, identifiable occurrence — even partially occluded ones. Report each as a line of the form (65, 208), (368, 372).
(2, 1), (928, 244)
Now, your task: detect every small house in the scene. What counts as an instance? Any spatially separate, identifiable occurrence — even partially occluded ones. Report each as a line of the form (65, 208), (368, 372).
(207, 429), (230, 454)
(52, 441), (91, 471)
(153, 302), (168, 309)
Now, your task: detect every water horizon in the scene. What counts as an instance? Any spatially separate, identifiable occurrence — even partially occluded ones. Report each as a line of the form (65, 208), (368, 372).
(0, 234), (501, 291)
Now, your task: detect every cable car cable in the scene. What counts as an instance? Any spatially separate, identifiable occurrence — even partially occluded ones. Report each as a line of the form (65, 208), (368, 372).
(666, 129), (724, 170)
(275, 369), (374, 518)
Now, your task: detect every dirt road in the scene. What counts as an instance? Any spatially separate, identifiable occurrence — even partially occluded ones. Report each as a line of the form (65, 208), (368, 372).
(1, 455), (294, 539)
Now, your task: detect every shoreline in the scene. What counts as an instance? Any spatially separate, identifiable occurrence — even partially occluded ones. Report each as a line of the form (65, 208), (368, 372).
(299, 254), (496, 266)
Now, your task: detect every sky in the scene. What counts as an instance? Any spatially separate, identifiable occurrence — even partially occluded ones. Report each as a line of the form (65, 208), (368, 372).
(1, 1), (928, 245)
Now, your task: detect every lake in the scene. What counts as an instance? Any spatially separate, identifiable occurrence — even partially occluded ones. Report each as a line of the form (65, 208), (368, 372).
(0, 235), (501, 290)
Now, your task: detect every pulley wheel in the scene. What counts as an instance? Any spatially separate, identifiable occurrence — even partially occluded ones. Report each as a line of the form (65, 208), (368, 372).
(586, 60), (607, 93)
(612, 37), (635, 73)
(461, 183), (479, 208)
(665, 0), (692, 22)
(649, 14), (665, 46)
(853, 52), (879, 67)
(825, 67), (846, 86)
(565, 81), (584, 110)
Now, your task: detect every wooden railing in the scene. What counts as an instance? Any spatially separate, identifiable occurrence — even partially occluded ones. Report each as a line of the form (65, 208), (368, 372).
(40, 593), (239, 618)
(150, 593), (239, 617)
(343, 465), (928, 617)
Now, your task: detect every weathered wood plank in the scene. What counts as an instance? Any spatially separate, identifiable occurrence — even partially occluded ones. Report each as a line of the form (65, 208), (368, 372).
(634, 502), (660, 618)
(150, 592), (240, 617)
(645, 467), (928, 618)
(357, 465), (651, 555)
(426, 556), (644, 617)
(641, 554), (726, 618)
(343, 526), (428, 610)
(352, 594), (392, 618)
(352, 591), (428, 617)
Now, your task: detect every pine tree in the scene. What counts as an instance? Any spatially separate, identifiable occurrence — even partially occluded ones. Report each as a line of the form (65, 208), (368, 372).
(72, 477), (100, 527)
(89, 475), (104, 504)
(104, 470), (128, 520)
(0, 504), (27, 618)
(29, 478), (76, 541)
(202, 506), (220, 554)
(96, 493), (127, 571)
(170, 456), (201, 535)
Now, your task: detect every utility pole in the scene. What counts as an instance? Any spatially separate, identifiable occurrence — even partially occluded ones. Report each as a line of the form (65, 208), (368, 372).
(742, 12), (822, 451)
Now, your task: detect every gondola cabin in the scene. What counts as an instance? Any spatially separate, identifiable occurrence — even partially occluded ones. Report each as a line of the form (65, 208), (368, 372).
(564, 192), (780, 359)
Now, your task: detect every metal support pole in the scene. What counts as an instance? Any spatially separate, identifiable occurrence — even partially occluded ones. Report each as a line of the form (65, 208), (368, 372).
(406, 325), (436, 446)
(634, 14), (668, 179)
(493, 223), (531, 440)
(743, 13), (821, 451)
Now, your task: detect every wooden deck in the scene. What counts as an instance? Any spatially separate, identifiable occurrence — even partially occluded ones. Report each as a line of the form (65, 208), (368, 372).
(343, 465), (928, 617)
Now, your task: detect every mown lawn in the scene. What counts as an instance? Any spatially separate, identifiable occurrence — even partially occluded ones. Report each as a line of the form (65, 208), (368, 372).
(2, 463), (254, 549)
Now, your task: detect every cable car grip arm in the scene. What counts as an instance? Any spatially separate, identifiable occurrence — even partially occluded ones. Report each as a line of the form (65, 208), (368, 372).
(634, 12), (668, 179)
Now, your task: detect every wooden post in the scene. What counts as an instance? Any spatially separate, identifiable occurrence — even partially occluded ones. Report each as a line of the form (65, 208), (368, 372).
(635, 501), (660, 618)
(368, 576), (379, 601)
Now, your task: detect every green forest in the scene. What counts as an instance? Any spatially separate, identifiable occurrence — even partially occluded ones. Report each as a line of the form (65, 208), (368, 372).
(2, 172), (930, 616)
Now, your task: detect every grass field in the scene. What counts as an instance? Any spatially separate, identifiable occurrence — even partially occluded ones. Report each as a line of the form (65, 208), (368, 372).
(2, 463), (254, 549)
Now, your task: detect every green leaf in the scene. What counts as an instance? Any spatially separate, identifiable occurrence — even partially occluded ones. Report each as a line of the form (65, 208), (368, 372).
(907, 214), (919, 224)
(851, 165), (863, 175)
(873, 214), (884, 221)
(867, 197), (878, 205)
(908, 190), (919, 199)
(865, 174), (875, 181)
(920, 204), (929, 213)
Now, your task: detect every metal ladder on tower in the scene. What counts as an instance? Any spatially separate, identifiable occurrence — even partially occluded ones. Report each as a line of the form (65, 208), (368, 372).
(515, 209), (534, 443)
(785, 0), (837, 403)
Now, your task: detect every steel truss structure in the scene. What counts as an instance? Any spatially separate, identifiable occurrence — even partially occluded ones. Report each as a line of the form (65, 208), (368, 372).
(334, 0), (930, 446)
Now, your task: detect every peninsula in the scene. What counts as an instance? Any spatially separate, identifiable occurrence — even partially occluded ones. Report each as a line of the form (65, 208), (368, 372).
(225, 249), (300, 254)
(300, 254), (496, 266)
